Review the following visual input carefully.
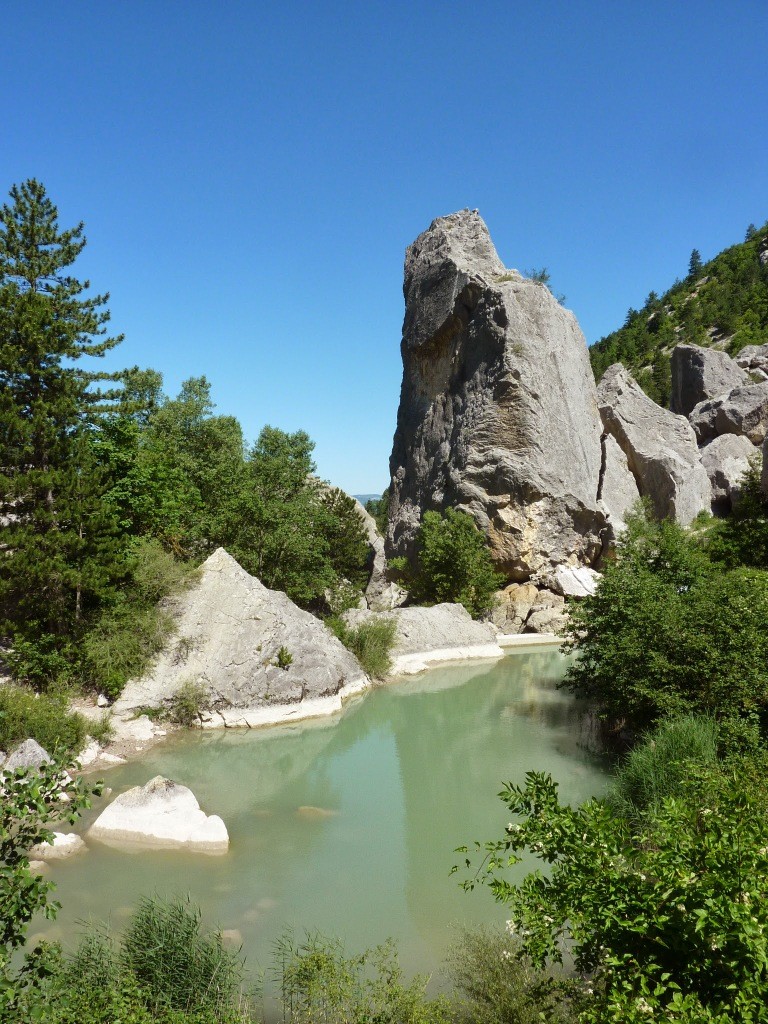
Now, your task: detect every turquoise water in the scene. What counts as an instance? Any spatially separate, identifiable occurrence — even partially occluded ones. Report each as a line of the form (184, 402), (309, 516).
(34, 649), (607, 993)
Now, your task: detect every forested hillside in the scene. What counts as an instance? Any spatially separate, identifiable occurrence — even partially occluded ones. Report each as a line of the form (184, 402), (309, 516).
(590, 222), (768, 405)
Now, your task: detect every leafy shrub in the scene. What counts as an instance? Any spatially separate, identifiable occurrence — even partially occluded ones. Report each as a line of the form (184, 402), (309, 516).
(563, 507), (768, 741)
(705, 459), (768, 569)
(0, 684), (87, 755)
(275, 646), (293, 670)
(445, 925), (575, 1024)
(0, 759), (98, 1018)
(273, 930), (449, 1024)
(129, 537), (197, 604)
(608, 715), (719, 823)
(82, 603), (175, 700)
(462, 767), (768, 1022)
(326, 616), (397, 679)
(392, 509), (502, 619)
(166, 679), (211, 727)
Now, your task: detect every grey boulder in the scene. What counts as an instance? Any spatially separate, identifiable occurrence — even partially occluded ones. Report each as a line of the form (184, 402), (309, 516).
(5, 739), (53, 772)
(689, 382), (768, 446)
(113, 548), (368, 720)
(736, 343), (768, 376)
(700, 434), (759, 513)
(670, 344), (747, 416)
(597, 364), (710, 525)
(387, 209), (607, 581)
(597, 433), (641, 539)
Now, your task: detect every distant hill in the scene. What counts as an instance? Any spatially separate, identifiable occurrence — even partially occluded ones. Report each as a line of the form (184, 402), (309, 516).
(589, 222), (768, 406)
(353, 493), (383, 506)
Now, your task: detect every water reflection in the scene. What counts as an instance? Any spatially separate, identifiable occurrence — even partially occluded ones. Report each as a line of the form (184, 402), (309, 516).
(39, 650), (607, 987)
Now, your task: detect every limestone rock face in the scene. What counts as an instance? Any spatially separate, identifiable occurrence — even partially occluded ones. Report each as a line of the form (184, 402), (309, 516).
(597, 434), (641, 538)
(542, 565), (602, 598)
(689, 382), (768, 446)
(5, 739), (53, 772)
(670, 344), (747, 416)
(88, 776), (228, 853)
(763, 435), (768, 498)
(700, 434), (758, 513)
(597, 365), (710, 525)
(343, 603), (503, 674)
(353, 500), (406, 612)
(113, 548), (368, 718)
(387, 210), (607, 581)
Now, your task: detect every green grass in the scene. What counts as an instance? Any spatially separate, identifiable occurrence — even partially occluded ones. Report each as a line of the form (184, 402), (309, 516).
(0, 683), (87, 757)
(326, 615), (397, 679)
(609, 715), (719, 822)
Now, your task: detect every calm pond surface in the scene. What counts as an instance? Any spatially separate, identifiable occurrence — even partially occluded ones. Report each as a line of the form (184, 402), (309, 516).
(35, 648), (608, 993)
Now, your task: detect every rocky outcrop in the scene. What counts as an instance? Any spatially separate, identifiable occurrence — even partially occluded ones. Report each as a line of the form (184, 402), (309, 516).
(597, 433), (641, 539)
(387, 210), (607, 582)
(689, 382), (768, 446)
(736, 343), (768, 380)
(343, 603), (504, 674)
(700, 434), (758, 513)
(353, 500), (406, 612)
(670, 344), (748, 416)
(492, 582), (569, 635)
(88, 776), (228, 853)
(597, 364), (710, 525)
(113, 548), (368, 724)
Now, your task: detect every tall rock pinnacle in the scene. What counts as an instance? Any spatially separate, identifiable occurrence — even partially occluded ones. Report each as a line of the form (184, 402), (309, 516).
(386, 210), (608, 581)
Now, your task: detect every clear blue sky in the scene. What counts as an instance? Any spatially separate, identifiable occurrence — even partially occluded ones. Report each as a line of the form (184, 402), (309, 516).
(4, 1), (767, 494)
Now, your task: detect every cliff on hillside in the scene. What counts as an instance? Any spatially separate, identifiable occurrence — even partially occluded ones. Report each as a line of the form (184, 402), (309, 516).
(590, 223), (768, 404)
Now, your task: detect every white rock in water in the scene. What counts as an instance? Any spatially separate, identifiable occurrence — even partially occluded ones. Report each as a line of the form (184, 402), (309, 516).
(30, 832), (87, 860)
(88, 776), (229, 854)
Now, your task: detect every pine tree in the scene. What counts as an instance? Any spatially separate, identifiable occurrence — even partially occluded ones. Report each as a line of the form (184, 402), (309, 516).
(688, 248), (703, 280)
(0, 180), (124, 675)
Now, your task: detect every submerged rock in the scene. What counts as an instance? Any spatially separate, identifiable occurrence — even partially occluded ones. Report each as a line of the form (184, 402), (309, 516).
(113, 548), (368, 721)
(88, 776), (229, 853)
(387, 209), (607, 581)
(30, 832), (87, 861)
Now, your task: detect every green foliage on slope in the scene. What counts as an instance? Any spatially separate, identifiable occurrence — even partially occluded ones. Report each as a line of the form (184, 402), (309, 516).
(391, 509), (503, 619)
(590, 222), (768, 404)
(562, 506), (768, 740)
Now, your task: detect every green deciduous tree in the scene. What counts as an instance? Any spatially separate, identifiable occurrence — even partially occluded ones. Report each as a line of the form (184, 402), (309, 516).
(563, 506), (768, 739)
(393, 509), (502, 618)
